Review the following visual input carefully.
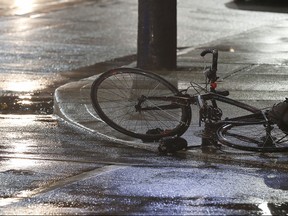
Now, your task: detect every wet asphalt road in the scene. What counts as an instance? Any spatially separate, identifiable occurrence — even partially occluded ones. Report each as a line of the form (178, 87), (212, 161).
(0, 0), (287, 104)
(1, 115), (288, 215)
(1, 0), (288, 215)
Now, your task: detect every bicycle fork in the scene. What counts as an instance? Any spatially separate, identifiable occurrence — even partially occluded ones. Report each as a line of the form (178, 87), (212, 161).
(197, 95), (221, 150)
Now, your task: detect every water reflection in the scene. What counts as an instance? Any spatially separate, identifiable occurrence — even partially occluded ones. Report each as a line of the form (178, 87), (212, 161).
(0, 94), (53, 114)
(264, 172), (288, 190)
(3, 116), (37, 169)
(4, 80), (42, 92)
(14, 0), (35, 15)
(258, 202), (272, 215)
(5, 158), (36, 170)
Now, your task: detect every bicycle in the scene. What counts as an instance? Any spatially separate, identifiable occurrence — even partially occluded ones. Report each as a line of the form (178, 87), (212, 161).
(90, 48), (288, 153)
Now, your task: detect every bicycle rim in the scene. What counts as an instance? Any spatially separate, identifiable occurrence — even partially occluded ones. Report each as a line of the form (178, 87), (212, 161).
(217, 122), (288, 152)
(91, 68), (191, 141)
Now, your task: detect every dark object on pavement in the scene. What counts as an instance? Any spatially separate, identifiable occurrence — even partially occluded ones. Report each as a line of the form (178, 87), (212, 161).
(141, 128), (164, 142)
(268, 98), (288, 134)
(158, 136), (188, 154)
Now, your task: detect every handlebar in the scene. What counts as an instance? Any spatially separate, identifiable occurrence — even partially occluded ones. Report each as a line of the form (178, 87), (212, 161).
(200, 48), (218, 82)
(200, 48), (218, 72)
(200, 48), (229, 97)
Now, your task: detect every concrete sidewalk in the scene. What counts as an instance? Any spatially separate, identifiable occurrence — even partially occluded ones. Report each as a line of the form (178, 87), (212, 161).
(54, 20), (288, 169)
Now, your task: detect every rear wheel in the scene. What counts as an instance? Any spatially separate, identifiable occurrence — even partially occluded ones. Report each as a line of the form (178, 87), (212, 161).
(217, 121), (288, 152)
(91, 68), (191, 141)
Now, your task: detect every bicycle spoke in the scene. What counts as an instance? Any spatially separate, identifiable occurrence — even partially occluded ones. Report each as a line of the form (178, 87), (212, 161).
(91, 68), (191, 140)
(275, 134), (288, 144)
(218, 122), (288, 152)
(225, 131), (262, 145)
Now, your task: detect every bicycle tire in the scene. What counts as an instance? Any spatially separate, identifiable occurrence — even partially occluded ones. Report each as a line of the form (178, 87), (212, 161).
(217, 121), (288, 152)
(91, 67), (191, 141)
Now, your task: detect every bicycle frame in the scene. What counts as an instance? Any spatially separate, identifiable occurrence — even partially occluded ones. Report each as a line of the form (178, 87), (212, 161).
(139, 48), (267, 129)
(141, 92), (265, 123)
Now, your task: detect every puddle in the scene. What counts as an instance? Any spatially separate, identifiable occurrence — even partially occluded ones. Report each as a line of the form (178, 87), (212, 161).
(0, 93), (53, 115)
(0, 54), (136, 115)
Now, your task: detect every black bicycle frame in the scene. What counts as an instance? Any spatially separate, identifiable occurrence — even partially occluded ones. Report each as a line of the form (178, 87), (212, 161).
(140, 92), (265, 123)
(143, 93), (258, 111)
(139, 48), (265, 124)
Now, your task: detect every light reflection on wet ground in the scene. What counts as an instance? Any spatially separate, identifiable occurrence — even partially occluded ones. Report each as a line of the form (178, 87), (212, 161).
(0, 114), (288, 215)
(1, 0), (288, 214)
(0, 54), (136, 115)
(2, 164), (288, 215)
(0, 0), (97, 16)
(0, 93), (53, 114)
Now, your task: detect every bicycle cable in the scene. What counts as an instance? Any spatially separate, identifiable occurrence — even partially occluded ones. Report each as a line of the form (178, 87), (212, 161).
(202, 56), (209, 91)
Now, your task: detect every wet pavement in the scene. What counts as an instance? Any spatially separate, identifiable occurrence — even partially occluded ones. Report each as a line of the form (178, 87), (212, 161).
(0, 0), (139, 115)
(52, 4), (288, 213)
(0, 0), (287, 114)
(4, 115), (288, 215)
(52, 6), (288, 214)
(0, 0), (96, 16)
(1, 0), (288, 215)
(55, 17), (288, 168)
(3, 162), (288, 215)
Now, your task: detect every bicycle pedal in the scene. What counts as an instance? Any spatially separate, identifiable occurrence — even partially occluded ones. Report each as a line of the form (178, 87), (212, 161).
(158, 136), (188, 154)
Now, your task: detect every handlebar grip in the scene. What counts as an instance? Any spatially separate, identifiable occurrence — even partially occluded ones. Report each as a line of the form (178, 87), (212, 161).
(200, 48), (218, 75)
(200, 49), (214, 57)
(200, 48), (218, 57)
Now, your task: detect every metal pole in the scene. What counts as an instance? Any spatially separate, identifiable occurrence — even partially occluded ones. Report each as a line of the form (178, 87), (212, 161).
(137, 0), (177, 70)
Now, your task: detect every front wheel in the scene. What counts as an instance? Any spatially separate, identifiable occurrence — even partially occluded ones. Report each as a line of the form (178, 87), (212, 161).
(217, 122), (288, 152)
(91, 68), (192, 142)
